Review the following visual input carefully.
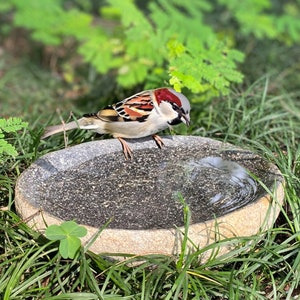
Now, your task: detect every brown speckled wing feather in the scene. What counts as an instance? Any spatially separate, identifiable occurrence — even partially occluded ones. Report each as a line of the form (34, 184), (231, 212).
(84, 90), (155, 123)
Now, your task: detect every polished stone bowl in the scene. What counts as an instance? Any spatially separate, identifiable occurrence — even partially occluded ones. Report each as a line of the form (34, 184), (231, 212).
(15, 136), (284, 256)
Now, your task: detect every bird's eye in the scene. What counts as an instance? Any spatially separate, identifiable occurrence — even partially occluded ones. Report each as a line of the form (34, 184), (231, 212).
(171, 103), (179, 111)
(171, 103), (186, 116)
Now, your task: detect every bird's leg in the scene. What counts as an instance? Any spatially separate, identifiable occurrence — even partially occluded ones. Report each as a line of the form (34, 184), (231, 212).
(152, 134), (164, 149)
(117, 137), (133, 160)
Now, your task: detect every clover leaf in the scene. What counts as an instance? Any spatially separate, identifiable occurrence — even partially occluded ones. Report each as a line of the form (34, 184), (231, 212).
(45, 221), (87, 259)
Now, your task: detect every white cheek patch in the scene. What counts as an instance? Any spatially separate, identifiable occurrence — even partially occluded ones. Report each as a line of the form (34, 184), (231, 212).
(158, 101), (178, 119)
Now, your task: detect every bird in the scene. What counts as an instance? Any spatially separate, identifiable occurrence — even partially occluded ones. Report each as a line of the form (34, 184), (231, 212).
(42, 87), (191, 159)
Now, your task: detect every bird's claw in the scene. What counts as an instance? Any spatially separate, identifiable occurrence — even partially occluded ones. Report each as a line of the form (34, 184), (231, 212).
(152, 134), (164, 149)
(118, 137), (133, 160)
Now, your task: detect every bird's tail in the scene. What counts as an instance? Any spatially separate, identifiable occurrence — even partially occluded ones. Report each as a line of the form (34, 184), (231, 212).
(41, 121), (79, 139)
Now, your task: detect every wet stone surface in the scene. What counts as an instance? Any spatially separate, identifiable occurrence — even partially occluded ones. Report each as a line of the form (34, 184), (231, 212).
(19, 136), (282, 230)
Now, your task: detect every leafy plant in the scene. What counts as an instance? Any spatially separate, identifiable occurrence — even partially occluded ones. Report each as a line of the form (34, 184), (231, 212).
(3, 0), (300, 97)
(45, 220), (87, 259)
(0, 117), (28, 163)
(0, 0), (241, 96)
(219, 0), (300, 44)
(3, 0), (300, 98)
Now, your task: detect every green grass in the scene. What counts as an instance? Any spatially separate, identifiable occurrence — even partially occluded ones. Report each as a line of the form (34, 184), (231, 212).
(1, 56), (300, 298)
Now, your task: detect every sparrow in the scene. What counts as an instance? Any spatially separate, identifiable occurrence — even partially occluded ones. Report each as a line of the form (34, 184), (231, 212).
(42, 87), (191, 159)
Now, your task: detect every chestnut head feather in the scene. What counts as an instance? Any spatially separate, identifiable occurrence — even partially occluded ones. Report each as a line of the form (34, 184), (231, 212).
(154, 88), (191, 126)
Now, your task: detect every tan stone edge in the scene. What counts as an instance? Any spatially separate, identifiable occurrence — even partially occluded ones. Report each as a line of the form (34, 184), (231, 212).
(14, 179), (284, 259)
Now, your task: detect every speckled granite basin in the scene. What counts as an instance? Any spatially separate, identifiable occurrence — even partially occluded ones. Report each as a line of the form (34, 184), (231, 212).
(15, 136), (284, 256)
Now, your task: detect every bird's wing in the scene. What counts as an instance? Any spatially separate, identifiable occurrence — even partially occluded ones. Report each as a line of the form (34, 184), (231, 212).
(84, 90), (155, 123)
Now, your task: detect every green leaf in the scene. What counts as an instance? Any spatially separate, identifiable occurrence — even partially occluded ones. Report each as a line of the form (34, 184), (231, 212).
(45, 224), (67, 241)
(45, 221), (87, 259)
(0, 139), (18, 157)
(59, 236), (81, 259)
(0, 117), (27, 159)
(0, 117), (28, 133)
(79, 35), (117, 74)
(167, 39), (186, 59)
(117, 61), (149, 87)
(60, 220), (87, 237)
(44, 293), (98, 299)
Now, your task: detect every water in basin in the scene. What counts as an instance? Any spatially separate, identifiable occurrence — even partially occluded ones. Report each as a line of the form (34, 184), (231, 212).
(36, 147), (267, 230)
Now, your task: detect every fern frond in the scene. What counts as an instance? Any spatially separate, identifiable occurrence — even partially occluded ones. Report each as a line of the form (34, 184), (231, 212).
(0, 139), (18, 157)
(0, 117), (28, 133)
(0, 118), (28, 160)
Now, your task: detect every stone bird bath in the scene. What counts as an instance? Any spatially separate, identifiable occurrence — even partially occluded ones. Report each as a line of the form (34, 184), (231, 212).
(15, 136), (284, 257)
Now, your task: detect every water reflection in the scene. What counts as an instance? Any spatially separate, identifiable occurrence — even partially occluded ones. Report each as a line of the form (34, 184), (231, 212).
(184, 157), (257, 214)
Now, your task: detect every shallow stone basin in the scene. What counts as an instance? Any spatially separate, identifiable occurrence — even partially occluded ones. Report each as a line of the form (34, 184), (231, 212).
(15, 136), (284, 256)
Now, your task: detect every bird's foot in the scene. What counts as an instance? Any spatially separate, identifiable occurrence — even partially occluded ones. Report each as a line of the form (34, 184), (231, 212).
(117, 137), (133, 160)
(152, 134), (164, 149)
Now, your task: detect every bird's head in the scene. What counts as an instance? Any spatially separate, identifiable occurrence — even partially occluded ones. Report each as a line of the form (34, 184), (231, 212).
(154, 88), (191, 127)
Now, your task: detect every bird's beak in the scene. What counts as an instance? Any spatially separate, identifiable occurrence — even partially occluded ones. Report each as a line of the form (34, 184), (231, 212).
(181, 114), (190, 126)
